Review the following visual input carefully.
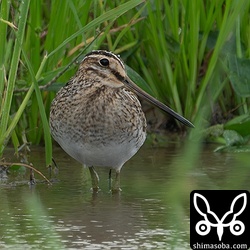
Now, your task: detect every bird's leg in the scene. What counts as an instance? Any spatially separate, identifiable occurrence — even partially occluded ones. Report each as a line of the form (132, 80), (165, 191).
(109, 169), (112, 190)
(112, 170), (122, 193)
(89, 166), (99, 192)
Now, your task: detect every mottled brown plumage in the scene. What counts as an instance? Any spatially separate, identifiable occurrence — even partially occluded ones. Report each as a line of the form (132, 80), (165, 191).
(50, 50), (193, 192)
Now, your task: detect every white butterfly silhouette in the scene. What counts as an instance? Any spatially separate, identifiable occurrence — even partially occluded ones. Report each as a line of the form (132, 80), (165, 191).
(193, 193), (247, 241)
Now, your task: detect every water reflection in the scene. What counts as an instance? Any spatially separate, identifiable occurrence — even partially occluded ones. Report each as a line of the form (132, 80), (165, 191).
(0, 144), (249, 249)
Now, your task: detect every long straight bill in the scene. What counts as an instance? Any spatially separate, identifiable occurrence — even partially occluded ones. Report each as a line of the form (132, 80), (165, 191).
(124, 78), (195, 128)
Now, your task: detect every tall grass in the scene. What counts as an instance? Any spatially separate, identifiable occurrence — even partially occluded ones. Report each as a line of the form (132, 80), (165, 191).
(0, 0), (250, 161)
(129, 0), (250, 121)
(0, 0), (145, 164)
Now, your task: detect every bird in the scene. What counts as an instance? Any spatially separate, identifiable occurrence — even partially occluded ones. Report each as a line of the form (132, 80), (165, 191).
(49, 50), (194, 192)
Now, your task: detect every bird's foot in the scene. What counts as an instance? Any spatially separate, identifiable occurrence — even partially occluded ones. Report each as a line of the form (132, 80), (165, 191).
(111, 186), (122, 194)
(110, 170), (122, 193)
(89, 166), (100, 193)
(91, 186), (100, 193)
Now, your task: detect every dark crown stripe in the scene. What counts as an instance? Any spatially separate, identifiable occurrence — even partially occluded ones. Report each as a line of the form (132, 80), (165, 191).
(85, 50), (125, 69)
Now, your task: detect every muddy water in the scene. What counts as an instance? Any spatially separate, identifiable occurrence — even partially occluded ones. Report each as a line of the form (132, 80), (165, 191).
(0, 143), (249, 249)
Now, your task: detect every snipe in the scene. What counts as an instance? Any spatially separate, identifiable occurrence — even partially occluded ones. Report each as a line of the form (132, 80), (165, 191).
(49, 50), (194, 192)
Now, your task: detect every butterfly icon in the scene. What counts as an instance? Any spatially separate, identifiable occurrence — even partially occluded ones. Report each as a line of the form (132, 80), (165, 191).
(193, 192), (247, 241)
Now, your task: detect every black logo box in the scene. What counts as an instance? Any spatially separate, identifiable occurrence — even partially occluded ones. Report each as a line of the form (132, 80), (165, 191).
(190, 190), (250, 249)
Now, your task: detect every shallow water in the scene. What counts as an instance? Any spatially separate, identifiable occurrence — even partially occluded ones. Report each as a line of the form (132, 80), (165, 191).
(0, 143), (249, 249)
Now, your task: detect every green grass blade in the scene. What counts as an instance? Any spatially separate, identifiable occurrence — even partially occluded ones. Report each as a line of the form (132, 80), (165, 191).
(0, 86), (34, 149)
(195, 0), (247, 118)
(0, 0), (9, 108)
(47, 0), (144, 58)
(21, 51), (52, 167)
(0, 0), (30, 155)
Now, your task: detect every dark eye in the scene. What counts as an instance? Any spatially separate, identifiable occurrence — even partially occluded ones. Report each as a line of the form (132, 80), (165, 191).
(100, 58), (109, 66)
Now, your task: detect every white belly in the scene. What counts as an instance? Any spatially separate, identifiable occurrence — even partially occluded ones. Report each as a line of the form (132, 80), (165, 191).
(56, 134), (146, 170)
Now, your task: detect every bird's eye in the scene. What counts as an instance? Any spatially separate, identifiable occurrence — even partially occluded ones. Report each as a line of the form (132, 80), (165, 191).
(99, 58), (109, 67)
